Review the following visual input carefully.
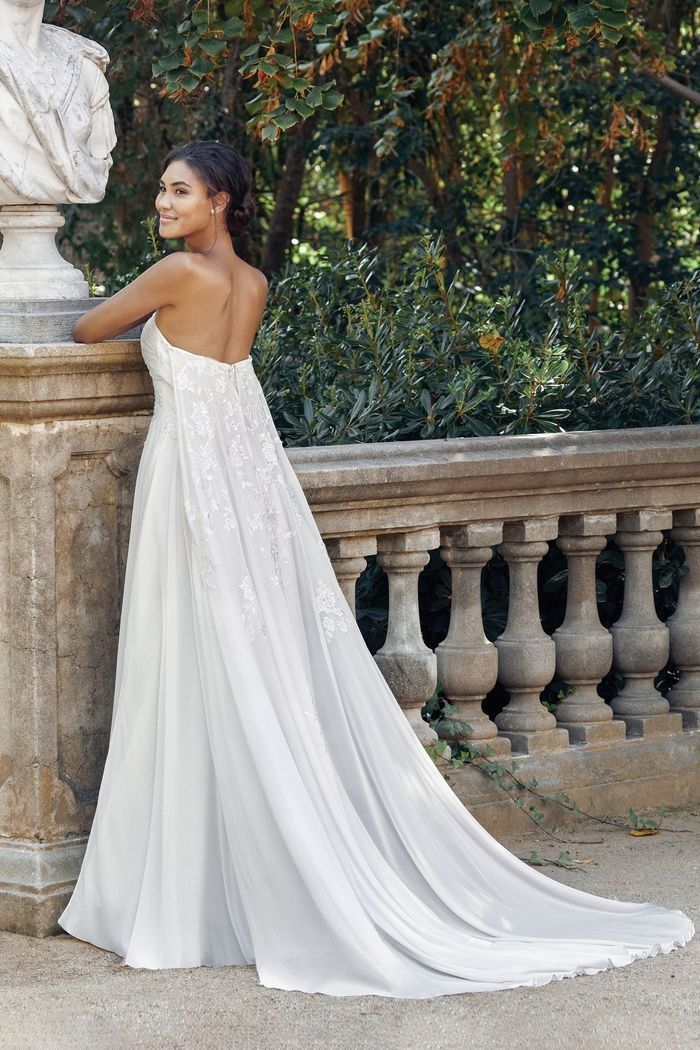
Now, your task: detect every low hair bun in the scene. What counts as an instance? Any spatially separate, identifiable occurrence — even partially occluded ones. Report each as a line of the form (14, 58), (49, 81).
(228, 193), (255, 235)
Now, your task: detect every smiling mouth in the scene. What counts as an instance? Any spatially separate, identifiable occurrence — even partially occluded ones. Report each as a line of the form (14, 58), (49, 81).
(159, 215), (177, 221)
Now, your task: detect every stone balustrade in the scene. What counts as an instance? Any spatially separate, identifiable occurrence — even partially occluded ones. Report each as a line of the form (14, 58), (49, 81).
(0, 335), (698, 936)
(289, 428), (700, 754)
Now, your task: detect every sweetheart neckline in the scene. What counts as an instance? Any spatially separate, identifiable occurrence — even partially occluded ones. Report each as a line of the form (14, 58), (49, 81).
(149, 315), (253, 369)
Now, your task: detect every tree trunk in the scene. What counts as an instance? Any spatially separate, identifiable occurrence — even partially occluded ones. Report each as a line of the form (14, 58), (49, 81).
(589, 48), (620, 332)
(497, 24), (540, 288)
(338, 170), (367, 240)
(588, 148), (616, 331)
(261, 117), (317, 276)
(366, 155), (387, 249)
(628, 0), (683, 315)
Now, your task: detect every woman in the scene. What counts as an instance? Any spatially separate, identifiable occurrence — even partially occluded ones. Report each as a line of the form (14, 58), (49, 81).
(57, 140), (694, 998)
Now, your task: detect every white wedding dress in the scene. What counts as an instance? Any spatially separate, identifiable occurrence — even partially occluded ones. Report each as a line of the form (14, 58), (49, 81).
(57, 313), (694, 997)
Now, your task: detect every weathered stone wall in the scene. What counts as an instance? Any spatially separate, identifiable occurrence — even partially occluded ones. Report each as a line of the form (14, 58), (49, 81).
(0, 336), (151, 934)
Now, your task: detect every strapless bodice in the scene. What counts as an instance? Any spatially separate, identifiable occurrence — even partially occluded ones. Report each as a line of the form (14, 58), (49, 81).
(140, 313), (256, 442)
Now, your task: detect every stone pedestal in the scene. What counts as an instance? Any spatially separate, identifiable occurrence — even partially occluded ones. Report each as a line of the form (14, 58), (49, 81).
(0, 333), (153, 936)
(0, 299), (113, 344)
(0, 206), (89, 300)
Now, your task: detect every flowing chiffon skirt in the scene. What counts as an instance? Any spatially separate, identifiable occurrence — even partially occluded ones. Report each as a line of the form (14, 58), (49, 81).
(57, 314), (694, 997)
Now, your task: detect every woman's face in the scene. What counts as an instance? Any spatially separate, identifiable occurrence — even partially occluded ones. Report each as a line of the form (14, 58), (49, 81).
(156, 160), (220, 240)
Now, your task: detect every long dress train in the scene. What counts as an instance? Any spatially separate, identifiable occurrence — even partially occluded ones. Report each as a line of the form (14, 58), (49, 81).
(57, 313), (694, 998)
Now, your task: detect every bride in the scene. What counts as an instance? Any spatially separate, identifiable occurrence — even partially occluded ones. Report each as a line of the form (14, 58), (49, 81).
(57, 139), (694, 998)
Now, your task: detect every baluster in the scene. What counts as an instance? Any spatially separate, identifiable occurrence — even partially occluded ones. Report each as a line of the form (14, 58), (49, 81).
(666, 509), (700, 729)
(553, 514), (625, 745)
(325, 535), (377, 617)
(375, 528), (445, 752)
(494, 518), (569, 754)
(610, 510), (683, 738)
(435, 523), (511, 755)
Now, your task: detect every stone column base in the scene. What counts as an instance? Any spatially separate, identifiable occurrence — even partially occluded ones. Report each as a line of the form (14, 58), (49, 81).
(615, 711), (684, 739)
(0, 836), (87, 937)
(498, 726), (570, 755)
(669, 707), (700, 731)
(558, 719), (627, 747)
(469, 735), (513, 758)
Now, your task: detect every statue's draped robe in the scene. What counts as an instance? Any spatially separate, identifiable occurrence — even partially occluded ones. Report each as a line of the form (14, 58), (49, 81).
(0, 24), (116, 205)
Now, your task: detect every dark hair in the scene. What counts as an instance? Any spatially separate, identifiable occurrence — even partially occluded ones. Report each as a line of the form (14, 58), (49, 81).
(162, 140), (256, 236)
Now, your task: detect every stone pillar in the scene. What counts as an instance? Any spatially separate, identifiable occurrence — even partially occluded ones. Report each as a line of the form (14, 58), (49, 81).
(494, 518), (569, 753)
(0, 334), (152, 935)
(325, 535), (377, 617)
(374, 528), (446, 752)
(666, 509), (700, 729)
(610, 510), (683, 738)
(553, 514), (626, 746)
(435, 523), (510, 755)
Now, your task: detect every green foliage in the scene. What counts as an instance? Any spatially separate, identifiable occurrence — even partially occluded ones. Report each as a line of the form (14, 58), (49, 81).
(427, 698), (674, 853)
(518, 0), (633, 45)
(48, 1), (698, 317)
(108, 217), (166, 292)
(151, 0), (346, 138)
(249, 233), (700, 449)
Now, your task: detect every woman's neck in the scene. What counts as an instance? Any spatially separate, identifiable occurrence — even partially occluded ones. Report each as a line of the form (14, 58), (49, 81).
(185, 231), (237, 261)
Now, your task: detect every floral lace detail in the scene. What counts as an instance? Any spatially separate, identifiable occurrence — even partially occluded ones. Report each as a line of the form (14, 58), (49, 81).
(302, 704), (332, 760)
(239, 574), (268, 640)
(314, 579), (350, 640)
(173, 360), (247, 586)
(184, 498), (219, 589)
(171, 353), (301, 595)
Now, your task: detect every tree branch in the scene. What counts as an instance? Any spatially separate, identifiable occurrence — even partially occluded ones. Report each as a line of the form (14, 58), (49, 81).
(627, 49), (700, 106)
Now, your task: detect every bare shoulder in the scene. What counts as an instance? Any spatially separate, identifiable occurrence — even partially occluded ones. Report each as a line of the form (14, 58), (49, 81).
(153, 251), (200, 276)
(141, 251), (200, 287)
(243, 262), (269, 300)
(254, 266), (269, 293)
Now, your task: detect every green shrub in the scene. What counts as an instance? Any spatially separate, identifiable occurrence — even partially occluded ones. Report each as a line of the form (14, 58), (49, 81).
(250, 233), (700, 446)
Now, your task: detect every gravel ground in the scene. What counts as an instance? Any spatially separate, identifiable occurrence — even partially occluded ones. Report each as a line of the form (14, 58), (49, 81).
(1, 807), (697, 1050)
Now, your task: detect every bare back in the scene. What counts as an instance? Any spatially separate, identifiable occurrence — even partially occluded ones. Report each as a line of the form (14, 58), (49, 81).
(155, 254), (268, 365)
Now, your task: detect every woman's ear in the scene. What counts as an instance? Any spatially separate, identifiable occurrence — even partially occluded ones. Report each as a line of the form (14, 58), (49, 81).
(213, 191), (230, 214)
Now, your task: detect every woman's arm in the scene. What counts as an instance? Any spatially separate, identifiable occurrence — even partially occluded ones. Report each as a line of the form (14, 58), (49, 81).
(72, 252), (196, 343)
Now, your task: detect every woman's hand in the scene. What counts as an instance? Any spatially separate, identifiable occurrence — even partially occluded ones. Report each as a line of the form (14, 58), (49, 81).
(72, 252), (196, 343)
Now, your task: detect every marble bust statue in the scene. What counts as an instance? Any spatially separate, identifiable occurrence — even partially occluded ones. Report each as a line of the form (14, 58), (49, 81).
(0, 0), (117, 205)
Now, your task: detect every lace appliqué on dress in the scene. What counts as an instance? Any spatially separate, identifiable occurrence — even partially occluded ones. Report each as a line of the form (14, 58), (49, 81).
(314, 579), (350, 640)
(174, 361), (244, 587)
(239, 574), (268, 640)
(173, 354), (302, 599)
